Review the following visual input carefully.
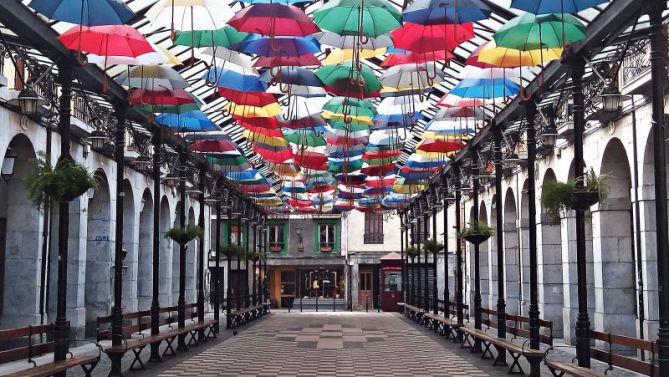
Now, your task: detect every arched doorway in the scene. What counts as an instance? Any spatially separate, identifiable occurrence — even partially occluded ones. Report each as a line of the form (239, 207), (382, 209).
(159, 196), (172, 306)
(137, 189), (153, 310)
(594, 138), (636, 336)
(538, 169), (564, 338)
(121, 180), (137, 312)
(479, 202), (490, 310)
(504, 188), (520, 314)
(85, 170), (112, 333)
(0, 135), (39, 328)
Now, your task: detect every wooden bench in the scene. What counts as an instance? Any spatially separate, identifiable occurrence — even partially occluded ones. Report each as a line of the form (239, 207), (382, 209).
(459, 308), (553, 374)
(545, 330), (659, 377)
(423, 312), (464, 340)
(400, 303), (425, 323)
(0, 323), (100, 377)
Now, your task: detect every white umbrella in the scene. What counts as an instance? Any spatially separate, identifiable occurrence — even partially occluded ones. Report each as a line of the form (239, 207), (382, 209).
(316, 31), (393, 50)
(380, 64), (444, 89)
(146, 0), (234, 32)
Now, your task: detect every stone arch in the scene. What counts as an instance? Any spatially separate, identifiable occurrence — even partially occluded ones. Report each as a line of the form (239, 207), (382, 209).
(0, 134), (40, 328)
(137, 189), (153, 310)
(186, 206), (197, 303)
(121, 179), (137, 312)
(159, 196), (172, 305)
(538, 169), (564, 338)
(593, 138), (636, 336)
(503, 188), (520, 314)
(85, 169), (112, 332)
(479, 201), (490, 309)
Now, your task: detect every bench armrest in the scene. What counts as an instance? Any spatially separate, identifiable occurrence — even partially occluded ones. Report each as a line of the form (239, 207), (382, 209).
(543, 345), (576, 365)
(69, 338), (103, 360)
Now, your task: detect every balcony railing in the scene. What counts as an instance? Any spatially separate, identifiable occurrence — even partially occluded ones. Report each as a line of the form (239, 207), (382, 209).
(619, 39), (652, 94)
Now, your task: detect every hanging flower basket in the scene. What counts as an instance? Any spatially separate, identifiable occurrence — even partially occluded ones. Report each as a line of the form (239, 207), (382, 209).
(422, 239), (444, 254)
(460, 222), (495, 245)
(26, 152), (98, 205)
(218, 244), (246, 258)
(541, 168), (609, 220)
(249, 251), (261, 262)
(165, 223), (203, 245)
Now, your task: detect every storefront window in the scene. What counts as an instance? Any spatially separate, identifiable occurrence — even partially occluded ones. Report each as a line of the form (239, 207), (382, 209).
(384, 271), (401, 292)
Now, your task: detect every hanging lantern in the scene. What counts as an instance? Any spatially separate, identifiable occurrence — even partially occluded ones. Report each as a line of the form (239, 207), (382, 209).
(8, 88), (42, 116)
(1, 148), (17, 182)
(87, 130), (107, 151)
(540, 125), (558, 149)
(131, 156), (153, 173)
(595, 84), (629, 113)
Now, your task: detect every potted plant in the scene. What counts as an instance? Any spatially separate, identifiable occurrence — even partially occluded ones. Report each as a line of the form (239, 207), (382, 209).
(165, 223), (203, 245)
(26, 152), (98, 205)
(218, 244), (245, 258)
(269, 243), (283, 252)
(406, 246), (418, 260)
(460, 222), (495, 245)
(541, 167), (609, 220)
(422, 239), (444, 254)
(249, 251), (261, 262)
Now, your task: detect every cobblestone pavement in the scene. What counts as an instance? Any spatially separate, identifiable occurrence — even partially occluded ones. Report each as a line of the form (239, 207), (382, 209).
(156, 312), (507, 377)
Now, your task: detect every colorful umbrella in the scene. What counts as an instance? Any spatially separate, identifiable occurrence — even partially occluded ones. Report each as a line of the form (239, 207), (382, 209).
(156, 111), (219, 131)
(218, 87), (277, 108)
(241, 35), (321, 57)
(146, 0), (234, 32)
(228, 3), (320, 36)
(28, 0), (134, 26)
(173, 26), (248, 48)
(316, 31), (393, 50)
(191, 139), (239, 154)
(204, 66), (267, 92)
(381, 50), (453, 67)
(284, 129), (327, 147)
(477, 40), (563, 67)
(58, 25), (153, 58)
(494, 13), (587, 51)
(313, 0), (403, 38)
(449, 77), (520, 99)
(510, 0), (608, 14)
(254, 54), (321, 68)
(316, 63), (382, 98)
(117, 65), (189, 91)
(391, 22), (474, 54)
(403, 0), (491, 24)
(260, 67), (323, 87)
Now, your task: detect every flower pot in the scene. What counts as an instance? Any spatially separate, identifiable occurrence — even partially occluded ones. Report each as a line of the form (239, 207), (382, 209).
(269, 245), (283, 252)
(463, 233), (490, 245)
(320, 246), (333, 252)
(250, 254), (260, 262)
(572, 191), (599, 210)
(60, 181), (91, 202)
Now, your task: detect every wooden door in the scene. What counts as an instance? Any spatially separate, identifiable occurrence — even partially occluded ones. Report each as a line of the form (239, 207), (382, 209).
(358, 270), (373, 307)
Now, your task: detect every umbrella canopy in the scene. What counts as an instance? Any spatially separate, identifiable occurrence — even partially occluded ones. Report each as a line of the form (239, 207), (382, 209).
(510, 0), (608, 14)
(146, 0), (234, 31)
(228, 3), (320, 36)
(218, 87), (277, 108)
(28, 0), (134, 26)
(284, 129), (327, 147)
(117, 65), (189, 90)
(313, 0), (403, 38)
(316, 63), (382, 98)
(494, 13), (587, 51)
(322, 48), (387, 65)
(241, 35), (321, 57)
(260, 67), (323, 87)
(254, 54), (321, 68)
(86, 44), (178, 65)
(478, 42), (562, 67)
(403, 0), (491, 24)
(156, 111), (219, 131)
(173, 26), (248, 48)
(58, 25), (153, 58)
(199, 47), (256, 71)
(191, 139), (239, 154)
(450, 77), (521, 99)
(129, 88), (200, 107)
(204, 66), (267, 91)
(316, 31), (393, 50)
(391, 22), (474, 53)
(381, 50), (453, 67)
(380, 63), (444, 89)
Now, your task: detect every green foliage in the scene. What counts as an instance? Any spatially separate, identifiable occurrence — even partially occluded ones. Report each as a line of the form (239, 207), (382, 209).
(248, 251), (262, 261)
(541, 180), (575, 221)
(406, 246), (418, 257)
(218, 243), (246, 258)
(584, 167), (609, 203)
(25, 152), (98, 206)
(165, 223), (203, 245)
(422, 239), (444, 254)
(460, 222), (495, 238)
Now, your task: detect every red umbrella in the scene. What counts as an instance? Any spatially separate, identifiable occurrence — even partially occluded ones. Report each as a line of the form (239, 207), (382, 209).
(254, 54), (321, 68)
(218, 87), (277, 108)
(391, 22), (475, 54)
(307, 185), (336, 194)
(129, 88), (195, 106)
(254, 144), (293, 163)
(381, 50), (453, 67)
(288, 197), (313, 207)
(326, 135), (369, 147)
(58, 24), (153, 58)
(361, 163), (396, 176)
(235, 115), (286, 130)
(239, 123), (285, 137)
(464, 42), (498, 69)
(190, 139), (238, 154)
(417, 138), (465, 153)
(436, 96), (486, 108)
(363, 150), (401, 159)
(294, 151), (328, 170)
(227, 3), (320, 37)
(240, 183), (272, 193)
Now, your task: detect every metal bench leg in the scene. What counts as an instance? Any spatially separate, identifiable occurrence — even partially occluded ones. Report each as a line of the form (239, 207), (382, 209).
(129, 346), (147, 371)
(207, 324), (217, 338)
(163, 336), (177, 357)
(461, 333), (473, 348)
(507, 353), (524, 374)
(546, 367), (565, 377)
(493, 346), (508, 366)
(80, 361), (98, 377)
(481, 341), (495, 359)
(188, 330), (199, 346)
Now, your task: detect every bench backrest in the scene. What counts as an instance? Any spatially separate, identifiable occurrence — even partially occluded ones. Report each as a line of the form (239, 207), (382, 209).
(437, 300), (469, 319)
(480, 307), (553, 346)
(590, 330), (658, 376)
(0, 324), (56, 365)
(96, 310), (151, 341)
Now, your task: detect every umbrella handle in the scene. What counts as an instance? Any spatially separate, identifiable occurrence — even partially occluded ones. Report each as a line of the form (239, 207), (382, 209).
(222, 108), (230, 117)
(280, 97), (291, 106)
(518, 85), (532, 101)
(280, 82), (290, 94)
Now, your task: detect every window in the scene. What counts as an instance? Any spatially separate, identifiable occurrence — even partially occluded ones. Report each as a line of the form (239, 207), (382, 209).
(384, 271), (401, 292)
(229, 224), (244, 246)
(364, 212), (384, 244)
(268, 224), (285, 252)
(318, 223), (335, 251)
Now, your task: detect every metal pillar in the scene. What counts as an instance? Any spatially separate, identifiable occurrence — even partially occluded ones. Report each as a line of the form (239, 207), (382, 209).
(400, 214), (405, 304)
(417, 214), (423, 309)
(432, 207), (439, 315)
(472, 151), (482, 352)
(244, 218), (250, 307)
(197, 170), (206, 341)
(566, 53), (591, 368)
(493, 123), (507, 365)
(411, 219), (416, 306)
(236, 212), (242, 311)
(177, 154), (187, 351)
(53, 63), (72, 377)
(442, 174), (450, 318)
(454, 165), (464, 334)
(109, 102), (127, 377)
(252, 222), (258, 306)
(226, 208), (233, 329)
(149, 131), (162, 361)
(525, 101), (541, 377)
(423, 206), (429, 310)
(213, 191), (221, 332)
(647, 0), (669, 373)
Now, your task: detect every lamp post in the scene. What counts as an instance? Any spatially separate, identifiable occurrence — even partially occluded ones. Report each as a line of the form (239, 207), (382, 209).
(53, 63), (72, 377)
(212, 187), (223, 333)
(243, 205), (250, 308)
(400, 211), (405, 304)
(647, 0), (669, 373)
(441, 174), (451, 319)
(493, 122), (507, 366)
(235, 201), (244, 311)
(525, 100), (541, 377)
(176, 154), (188, 352)
(410, 207), (416, 306)
(109, 101), (127, 377)
(226, 205), (233, 329)
(454, 164), (464, 338)
(431, 189), (439, 315)
(197, 169), (206, 341)
(251, 212), (258, 307)
(422, 195), (429, 312)
(149, 130), (162, 361)
(471, 150), (482, 352)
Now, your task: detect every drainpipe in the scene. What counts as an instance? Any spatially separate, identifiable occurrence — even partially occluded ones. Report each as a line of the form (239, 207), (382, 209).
(630, 98), (645, 347)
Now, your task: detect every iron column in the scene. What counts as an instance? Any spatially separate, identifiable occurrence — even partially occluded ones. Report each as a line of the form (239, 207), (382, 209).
(197, 170), (206, 341)
(472, 150), (482, 352)
(493, 122), (507, 365)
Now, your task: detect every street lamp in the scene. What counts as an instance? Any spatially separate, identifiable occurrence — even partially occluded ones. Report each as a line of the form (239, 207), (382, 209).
(1, 148), (17, 182)
(595, 84), (629, 113)
(8, 87), (46, 116)
(540, 125), (558, 149)
(87, 130), (107, 152)
(131, 156), (153, 173)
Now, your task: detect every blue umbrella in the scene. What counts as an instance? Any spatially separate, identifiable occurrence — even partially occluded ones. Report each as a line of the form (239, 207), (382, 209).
(403, 0), (491, 25)
(399, 169), (433, 181)
(155, 111), (219, 131)
(259, 67), (323, 87)
(28, 0), (134, 26)
(239, 0), (312, 3)
(203, 67), (267, 92)
(241, 35), (320, 57)
(450, 78), (520, 99)
(510, 0), (608, 14)
(225, 169), (261, 182)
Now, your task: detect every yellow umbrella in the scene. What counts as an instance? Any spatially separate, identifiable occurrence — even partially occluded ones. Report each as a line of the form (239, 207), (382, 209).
(392, 181), (424, 194)
(225, 102), (281, 118)
(323, 48), (387, 65)
(478, 40), (562, 68)
(321, 110), (373, 125)
(421, 132), (471, 141)
(271, 163), (300, 178)
(415, 149), (456, 158)
(243, 130), (288, 147)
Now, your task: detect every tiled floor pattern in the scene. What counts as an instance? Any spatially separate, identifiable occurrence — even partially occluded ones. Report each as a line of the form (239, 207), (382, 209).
(157, 312), (502, 376)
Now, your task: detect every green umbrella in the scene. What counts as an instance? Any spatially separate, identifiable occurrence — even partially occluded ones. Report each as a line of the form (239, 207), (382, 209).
(206, 155), (251, 172)
(173, 26), (248, 48)
(494, 13), (586, 51)
(316, 63), (382, 98)
(313, 0), (402, 38)
(138, 102), (201, 114)
(322, 97), (376, 115)
(283, 129), (327, 147)
(327, 120), (370, 132)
